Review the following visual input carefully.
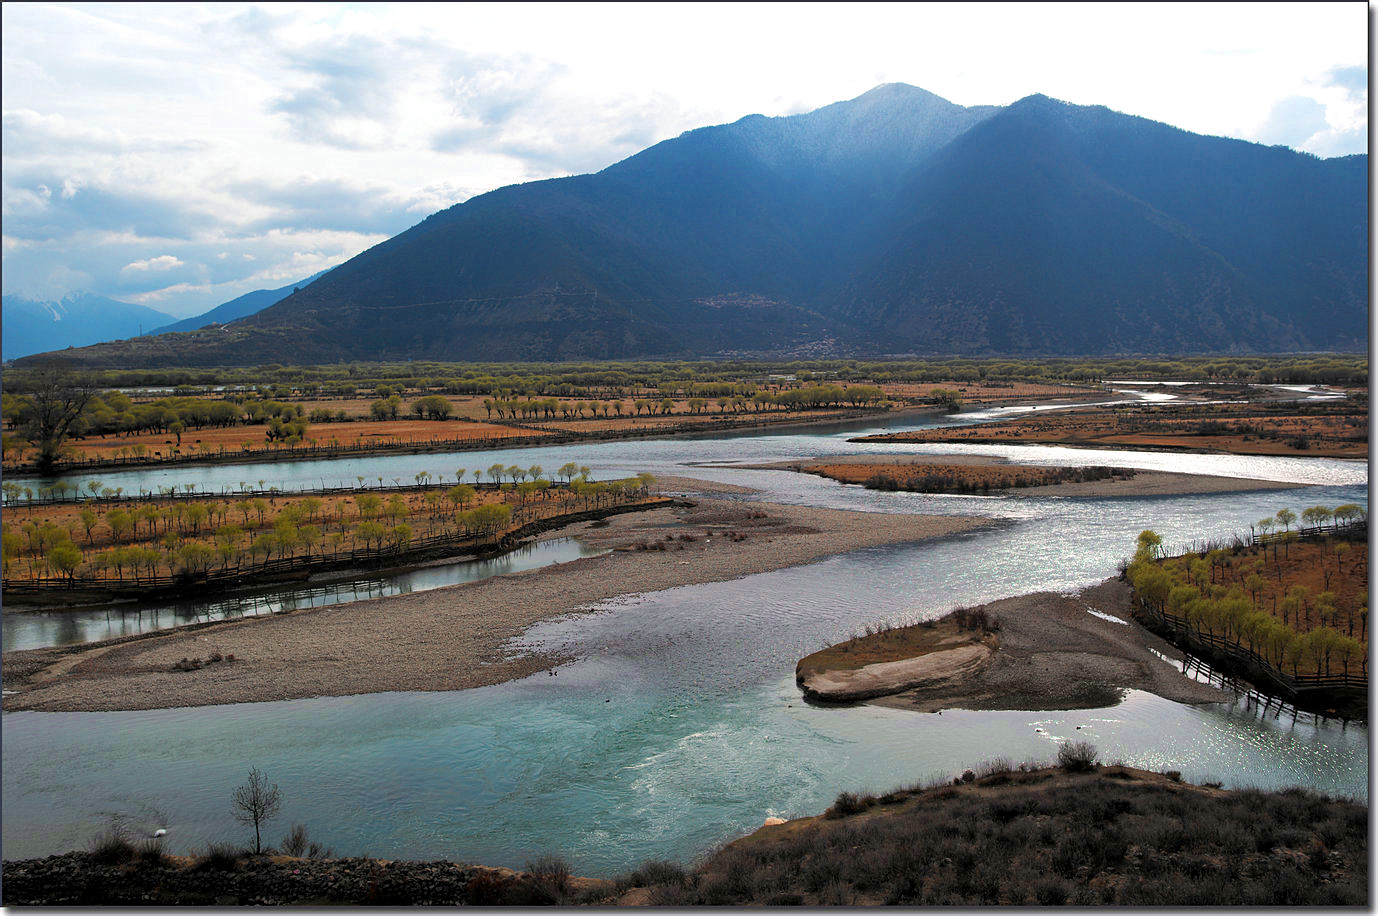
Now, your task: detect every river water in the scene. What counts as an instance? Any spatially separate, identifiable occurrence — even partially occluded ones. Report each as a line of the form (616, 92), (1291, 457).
(1, 413), (1368, 873)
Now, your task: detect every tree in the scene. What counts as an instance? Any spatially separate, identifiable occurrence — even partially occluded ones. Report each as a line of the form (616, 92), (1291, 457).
(232, 767), (283, 854)
(47, 542), (82, 585)
(18, 362), (93, 473)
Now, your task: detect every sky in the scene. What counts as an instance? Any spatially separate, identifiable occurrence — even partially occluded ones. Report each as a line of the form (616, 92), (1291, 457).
(1, 1), (1369, 317)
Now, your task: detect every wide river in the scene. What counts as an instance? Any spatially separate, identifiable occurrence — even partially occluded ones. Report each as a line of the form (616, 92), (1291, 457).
(2, 412), (1368, 874)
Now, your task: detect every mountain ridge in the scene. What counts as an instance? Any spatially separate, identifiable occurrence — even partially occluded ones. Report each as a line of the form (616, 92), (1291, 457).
(17, 84), (1367, 367)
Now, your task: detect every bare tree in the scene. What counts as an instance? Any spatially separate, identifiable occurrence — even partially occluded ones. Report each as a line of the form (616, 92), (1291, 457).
(232, 767), (283, 854)
(19, 361), (93, 473)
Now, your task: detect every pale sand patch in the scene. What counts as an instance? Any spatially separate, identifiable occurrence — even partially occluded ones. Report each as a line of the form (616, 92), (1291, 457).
(4, 500), (986, 712)
(800, 644), (993, 702)
(651, 474), (761, 495)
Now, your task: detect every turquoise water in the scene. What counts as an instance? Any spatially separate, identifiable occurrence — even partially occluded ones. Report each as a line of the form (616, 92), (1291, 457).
(3, 538), (605, 652)
(1, 418), (1368, 874)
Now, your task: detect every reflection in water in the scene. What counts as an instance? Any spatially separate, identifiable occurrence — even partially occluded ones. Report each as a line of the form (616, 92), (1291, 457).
(3, 539), (605, 652)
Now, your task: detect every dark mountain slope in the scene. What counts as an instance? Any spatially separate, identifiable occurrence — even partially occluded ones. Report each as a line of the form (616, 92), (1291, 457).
(235, 84), (996, 361)
(150, 270), (332, 335)
(835, 96), (1366, 354)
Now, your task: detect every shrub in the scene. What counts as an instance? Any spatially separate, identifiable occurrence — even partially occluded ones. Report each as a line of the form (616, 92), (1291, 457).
(134, 838), (166, 867)
(526, 854), (572, 902)
(88, 829), (136, 865)
(193, 842), (245, 871)
(622, 859), (689, 889)
(1058, 741), (1099, 772)
(280, 823), (332, 858)
(825, 791), (876, 819)
(1164, 770), (1182, 782)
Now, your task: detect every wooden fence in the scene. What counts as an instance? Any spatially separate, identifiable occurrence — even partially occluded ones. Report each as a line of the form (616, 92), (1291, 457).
(1132, 601), (1368, 695)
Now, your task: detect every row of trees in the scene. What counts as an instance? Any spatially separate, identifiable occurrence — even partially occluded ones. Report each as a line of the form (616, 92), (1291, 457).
(12, 355), (1364, 397)
(4, 470), (658, 586)
(1127, 516), (1367, 684)
(474, 385), (888, 422)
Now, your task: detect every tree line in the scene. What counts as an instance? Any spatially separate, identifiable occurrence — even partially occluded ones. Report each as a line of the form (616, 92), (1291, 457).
(1126, 506), (1367, 685)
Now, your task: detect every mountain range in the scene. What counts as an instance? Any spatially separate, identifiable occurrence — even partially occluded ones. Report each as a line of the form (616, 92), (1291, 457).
(4, 272), (329, 361)
(16, 84), (1368, 367)
(1, 293), (174, 362)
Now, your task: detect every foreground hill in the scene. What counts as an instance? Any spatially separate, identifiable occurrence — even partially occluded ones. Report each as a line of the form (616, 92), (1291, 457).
(2, 761), (1364, 905)
(23, 84), (1367, 367)
(1, 293), (174, 361)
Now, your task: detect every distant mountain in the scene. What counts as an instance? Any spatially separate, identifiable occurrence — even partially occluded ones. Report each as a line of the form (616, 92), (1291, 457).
(21, 84), (1367, 367)
(2, 293), (175, 361)
(150, 270), (333, 335)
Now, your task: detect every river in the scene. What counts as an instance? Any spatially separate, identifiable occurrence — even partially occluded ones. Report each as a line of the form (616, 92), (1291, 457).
(1, 413), (1368, 873)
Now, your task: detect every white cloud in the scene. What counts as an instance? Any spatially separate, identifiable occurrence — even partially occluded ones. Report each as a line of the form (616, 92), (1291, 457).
(121, 254), (184, 273)
(0, 1), (1367, 312)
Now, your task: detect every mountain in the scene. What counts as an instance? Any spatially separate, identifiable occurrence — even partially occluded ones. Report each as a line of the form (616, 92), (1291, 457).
(1, 293), (175, 361)
(19, 85), (1367, 367)
(149, 270), (333, 335)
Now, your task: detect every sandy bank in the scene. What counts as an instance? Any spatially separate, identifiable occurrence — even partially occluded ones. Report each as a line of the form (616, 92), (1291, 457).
(3, 500), (985, 712)
(800, 644), (993, 702)
(865, 579), (1230, 712)
(750, 455), (1297, 497)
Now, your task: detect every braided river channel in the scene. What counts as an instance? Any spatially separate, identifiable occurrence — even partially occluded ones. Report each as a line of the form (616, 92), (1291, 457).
(2, 411), (1368, 874)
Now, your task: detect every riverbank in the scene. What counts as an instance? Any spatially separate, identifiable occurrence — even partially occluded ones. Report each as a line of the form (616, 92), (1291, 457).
(3, 406), (891, 479)
(4, 763), (1364, 906)
(853, 401), (1368, 459)
(2, 499), (985, 712)
(617, 763), (1368, 906)
(749, 455), (1299, 497)
(801, 579), (1230, 712)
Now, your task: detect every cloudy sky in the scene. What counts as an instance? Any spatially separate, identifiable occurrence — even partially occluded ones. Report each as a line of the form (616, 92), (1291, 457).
(2, 2), (1368, 317)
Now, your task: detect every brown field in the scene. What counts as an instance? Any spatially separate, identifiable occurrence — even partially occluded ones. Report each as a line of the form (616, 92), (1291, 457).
(527, 407), (859, 434)
(1171, 537), (1368, 638)
(860, 406), (1368, 458)
(33, 419), (550, 465)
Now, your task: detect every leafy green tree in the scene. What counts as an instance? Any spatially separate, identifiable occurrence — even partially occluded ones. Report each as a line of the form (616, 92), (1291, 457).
(47, 542), (83, 585)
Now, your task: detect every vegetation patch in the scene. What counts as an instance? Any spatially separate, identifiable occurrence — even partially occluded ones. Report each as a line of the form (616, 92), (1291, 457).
(807, 460), (1133, 494)
(1125, 510), (1367, 714)
(606, 764), (1368, 906)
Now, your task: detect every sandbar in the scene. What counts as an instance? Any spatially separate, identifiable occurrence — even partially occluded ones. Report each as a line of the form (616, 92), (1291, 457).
(750, 454), (1298, 497)
(3, 499), (985, 712)
(868, 579), (1230, 712)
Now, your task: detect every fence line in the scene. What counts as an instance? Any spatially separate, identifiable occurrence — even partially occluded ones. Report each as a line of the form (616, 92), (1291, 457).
(1133, 601), (1367, 694)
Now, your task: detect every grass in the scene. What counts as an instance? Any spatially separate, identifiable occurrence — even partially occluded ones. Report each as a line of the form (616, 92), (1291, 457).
(613, 759), (1368, 906)
(796, 610), (998, 680)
